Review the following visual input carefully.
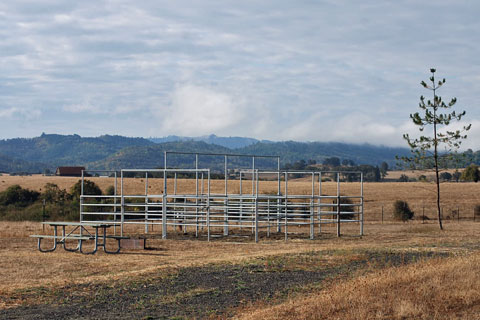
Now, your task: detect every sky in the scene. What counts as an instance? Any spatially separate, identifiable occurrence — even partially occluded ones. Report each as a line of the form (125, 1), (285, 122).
(1, 0), (479, 148)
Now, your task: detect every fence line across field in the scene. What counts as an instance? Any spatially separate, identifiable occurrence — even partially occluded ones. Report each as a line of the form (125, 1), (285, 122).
(79, 152), (364, 242)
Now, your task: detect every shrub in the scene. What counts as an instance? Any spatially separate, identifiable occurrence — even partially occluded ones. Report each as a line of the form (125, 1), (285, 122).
(393, 200), (414, 221)
(461, 164), (480, 182)
(440, 172), (452, 181)
(418, 175), (427, 182)
(42, 183), (70, 203)
(474, 205), (480, 218)
(105, 185), (116, 196)
(398, 174), (409, 182)
(0, 185), (40, 207)
(332, 197), (356, 220)
(70, 180), (102, 198)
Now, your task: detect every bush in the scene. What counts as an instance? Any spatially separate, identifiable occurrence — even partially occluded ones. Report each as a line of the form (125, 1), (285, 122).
(461, 164), (480, 182)
(0, 185), (40, 207)
(70, 180), (102, 198)
(398, 174), (409, 182)
(105, 185), (116, 196)
(440, 172), (452, 181)
(393, 200), (414, 221)
(474, 205), (480, 218)
(332, 197), (356, 220)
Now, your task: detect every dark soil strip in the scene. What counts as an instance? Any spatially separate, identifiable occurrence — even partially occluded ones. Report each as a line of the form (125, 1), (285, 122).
(0, 250), (447, 320)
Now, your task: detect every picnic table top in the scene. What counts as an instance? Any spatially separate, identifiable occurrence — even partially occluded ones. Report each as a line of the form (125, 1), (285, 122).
(42, 221), (120, 227)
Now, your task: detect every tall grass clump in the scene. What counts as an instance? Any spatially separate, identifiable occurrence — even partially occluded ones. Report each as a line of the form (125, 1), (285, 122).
(393, 200), (414, 221)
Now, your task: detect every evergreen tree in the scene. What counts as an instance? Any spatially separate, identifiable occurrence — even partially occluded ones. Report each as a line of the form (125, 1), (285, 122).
(401, 69), (471, 230)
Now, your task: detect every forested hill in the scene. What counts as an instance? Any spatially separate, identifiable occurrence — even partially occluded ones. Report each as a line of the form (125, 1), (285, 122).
(0, 134), (154, 167)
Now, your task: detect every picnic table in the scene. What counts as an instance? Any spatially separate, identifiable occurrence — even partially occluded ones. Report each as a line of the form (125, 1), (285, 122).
(30, 222), (128, 254)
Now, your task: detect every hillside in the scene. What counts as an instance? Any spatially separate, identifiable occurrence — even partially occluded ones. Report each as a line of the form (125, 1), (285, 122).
(0, 134), (154, 167)
(0, 133), (467, 173)
(149, 134), (265, 149)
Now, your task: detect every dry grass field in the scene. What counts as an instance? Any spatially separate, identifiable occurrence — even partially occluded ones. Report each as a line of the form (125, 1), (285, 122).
(1, 174), (479, 221)
(0, 175), (480, 318)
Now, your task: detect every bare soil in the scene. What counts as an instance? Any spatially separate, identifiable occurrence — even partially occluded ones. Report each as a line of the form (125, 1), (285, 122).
(0, 249), (447, 320)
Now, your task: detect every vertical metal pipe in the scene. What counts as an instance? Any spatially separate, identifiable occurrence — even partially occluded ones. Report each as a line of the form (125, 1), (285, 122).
(337, 172), (341, 237)
(195, 154), (199, 237)
(162, 169), (167, 239)
(81, 170), (84, 196)
(121, 170), (124, 237)
(267, 198), (271, 237)
(310, 172), (314, 240)
(318, 172), (322, 234)
(207, 170), (211, 241)
(224, 155), (228, 236)
(255, 169), (259, 242)
(360, 172), (364, 236)
(284, 172), (288, 241)
(277, 158), (281, 233)
(174, 172), (177, 195)
(239, 171), (243, 223)
(164, 151), (167, 169)
(114, 171), (117, 234)
(145, 172), (149, 233)
(252, 157), (255, 195)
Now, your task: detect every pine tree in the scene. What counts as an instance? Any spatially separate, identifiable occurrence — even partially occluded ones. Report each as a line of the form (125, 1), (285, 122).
(401, 69), (471, 230)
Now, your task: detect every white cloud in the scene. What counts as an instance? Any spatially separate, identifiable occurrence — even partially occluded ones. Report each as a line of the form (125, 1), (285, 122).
(0, 0), (480, 144)
(160, 85), (244, 136)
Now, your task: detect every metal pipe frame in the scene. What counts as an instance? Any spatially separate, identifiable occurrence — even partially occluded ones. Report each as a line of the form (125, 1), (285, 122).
(79, 160), (363, 242)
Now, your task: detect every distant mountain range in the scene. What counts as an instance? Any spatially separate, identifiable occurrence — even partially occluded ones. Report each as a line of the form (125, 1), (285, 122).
(0, 133), (430, 173)
(148, 134), (270, 149)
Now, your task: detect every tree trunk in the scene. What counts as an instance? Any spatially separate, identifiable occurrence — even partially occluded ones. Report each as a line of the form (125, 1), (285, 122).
(433, 88), (443, 230)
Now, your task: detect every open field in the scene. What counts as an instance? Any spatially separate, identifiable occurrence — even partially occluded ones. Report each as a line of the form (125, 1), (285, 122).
(1, 174), (479, 221)
(1, 220), (480, 318)
(1, 176), (480, 318)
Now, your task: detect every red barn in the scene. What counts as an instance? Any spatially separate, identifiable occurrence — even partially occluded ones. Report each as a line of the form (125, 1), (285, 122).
(55, 166), (85, 177)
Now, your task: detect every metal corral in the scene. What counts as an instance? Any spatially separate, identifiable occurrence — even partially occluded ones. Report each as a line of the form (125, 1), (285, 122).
(80, 152), (363, 242)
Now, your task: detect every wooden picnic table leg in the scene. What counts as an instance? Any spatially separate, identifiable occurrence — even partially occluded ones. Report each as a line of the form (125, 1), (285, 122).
(37, 226), (58, 253)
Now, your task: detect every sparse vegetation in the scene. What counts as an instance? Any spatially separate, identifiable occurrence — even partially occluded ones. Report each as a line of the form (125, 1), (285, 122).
(461, 164), (480, 182)
(393, 200), (414, 221)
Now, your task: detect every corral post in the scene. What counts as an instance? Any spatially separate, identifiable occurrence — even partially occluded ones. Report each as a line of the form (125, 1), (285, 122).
(114, 171), (118, 234)
(239, 172), (243, 223)
(120, 170), (124, 237)
(381, 206), (384, 223)
(337, 173), (341, 237)
(224, 155), (228, 236)
(267, 198), (271, 237)
(310, 172), (314, 240)
(284, 172), (288, 241)
(457, 206), (460, 223)
(207, 170), (211, 241)
(422, 205), (425, 223)
(252, 156), (255, 196)
(277, 158), (281, 233)
(195, 154), (199, 237)
(145, 172), (149, 233)
(42, 199), (46, 232)
(255, 170), (259, 243)
(318, 172), (322, 235)
(162, 170), (167, 239)
(360, 172), (364, 236)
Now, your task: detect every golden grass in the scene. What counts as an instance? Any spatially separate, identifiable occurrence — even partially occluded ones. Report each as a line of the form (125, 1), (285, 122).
(1, 175), (480, 221)
(236, 252), (480, 320)
(0, 220), (478, 308)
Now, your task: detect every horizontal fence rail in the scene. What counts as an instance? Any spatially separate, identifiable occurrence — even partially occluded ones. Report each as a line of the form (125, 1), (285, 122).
(80, 163), (363, 242)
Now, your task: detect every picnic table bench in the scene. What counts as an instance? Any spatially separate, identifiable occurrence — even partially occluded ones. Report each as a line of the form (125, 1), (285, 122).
(30, 222), (129, 254)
